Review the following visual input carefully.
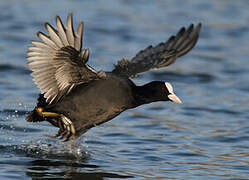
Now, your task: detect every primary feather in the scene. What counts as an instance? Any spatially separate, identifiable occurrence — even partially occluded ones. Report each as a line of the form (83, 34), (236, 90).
(112, 23), (201, 78)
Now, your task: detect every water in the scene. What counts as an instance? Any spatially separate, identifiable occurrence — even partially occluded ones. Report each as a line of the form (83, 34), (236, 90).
(0, 0), (249, 179)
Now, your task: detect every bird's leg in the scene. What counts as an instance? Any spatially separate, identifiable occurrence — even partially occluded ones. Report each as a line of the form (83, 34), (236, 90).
(36, 107), (61, 118)
(36, 107), (76, 141)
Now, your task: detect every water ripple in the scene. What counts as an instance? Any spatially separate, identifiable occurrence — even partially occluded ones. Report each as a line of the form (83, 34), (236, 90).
(184, 107), (241, 115)
(151, 71), (215, 83)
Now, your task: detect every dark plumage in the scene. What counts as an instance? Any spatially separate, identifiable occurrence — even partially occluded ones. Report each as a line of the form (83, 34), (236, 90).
(26, 13), (201, 141)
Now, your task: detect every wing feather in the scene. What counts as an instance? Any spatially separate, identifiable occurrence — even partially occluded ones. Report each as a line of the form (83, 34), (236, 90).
(30, 41), (52, 50)
(45, 23), (64, 48)
(56, 16), (69, 46)
(26, 13), (102, 104)
(75, 22), (84, 51)
(112, 23), (201, 78)
(66, 13), (75, 47)
(37, 32), (59, 50)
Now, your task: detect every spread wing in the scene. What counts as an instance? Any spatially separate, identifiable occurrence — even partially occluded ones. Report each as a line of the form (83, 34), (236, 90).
(27, 13), (101, 104)
(112, 23), (201, 78)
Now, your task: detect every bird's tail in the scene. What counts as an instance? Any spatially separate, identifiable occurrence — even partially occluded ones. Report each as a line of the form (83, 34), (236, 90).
(26, 109), (44, 122)
(26, 94), (48, 122)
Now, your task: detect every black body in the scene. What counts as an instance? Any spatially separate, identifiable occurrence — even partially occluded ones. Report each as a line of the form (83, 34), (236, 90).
(28, 74), (173, 137)
(47, 74), (135, 137)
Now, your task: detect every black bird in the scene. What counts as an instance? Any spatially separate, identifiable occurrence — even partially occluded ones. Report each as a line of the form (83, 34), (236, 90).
(26, 13), (201, 141)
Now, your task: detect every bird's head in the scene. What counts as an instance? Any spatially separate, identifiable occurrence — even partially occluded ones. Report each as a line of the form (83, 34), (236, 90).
(140, 81), (182, 104)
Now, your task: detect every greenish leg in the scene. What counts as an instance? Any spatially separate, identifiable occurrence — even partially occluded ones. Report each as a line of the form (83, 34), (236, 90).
(41, 112), (61, 117)
(36, 107), (76, 141)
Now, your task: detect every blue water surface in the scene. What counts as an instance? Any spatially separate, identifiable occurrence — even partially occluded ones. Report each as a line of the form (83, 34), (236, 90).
(0, 0), (249, 179)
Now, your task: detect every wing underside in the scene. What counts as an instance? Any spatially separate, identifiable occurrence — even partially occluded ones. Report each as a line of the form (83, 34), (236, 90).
(27, 13), (100, 104)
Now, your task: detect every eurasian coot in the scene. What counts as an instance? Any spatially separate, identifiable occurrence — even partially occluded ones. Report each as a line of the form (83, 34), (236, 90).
(26, 13), (201, 141)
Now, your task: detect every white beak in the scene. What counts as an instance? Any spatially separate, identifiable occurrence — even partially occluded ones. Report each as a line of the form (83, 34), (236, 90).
(168, 94), (182, 104)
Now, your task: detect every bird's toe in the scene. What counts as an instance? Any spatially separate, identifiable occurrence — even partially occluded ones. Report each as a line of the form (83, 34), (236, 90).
(58, 115), (76, 141)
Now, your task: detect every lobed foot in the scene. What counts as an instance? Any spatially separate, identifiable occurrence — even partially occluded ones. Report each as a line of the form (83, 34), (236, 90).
(97, 71), (107, 78)
(56, 115), (76, 141)
(35, 107), (76, 141)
